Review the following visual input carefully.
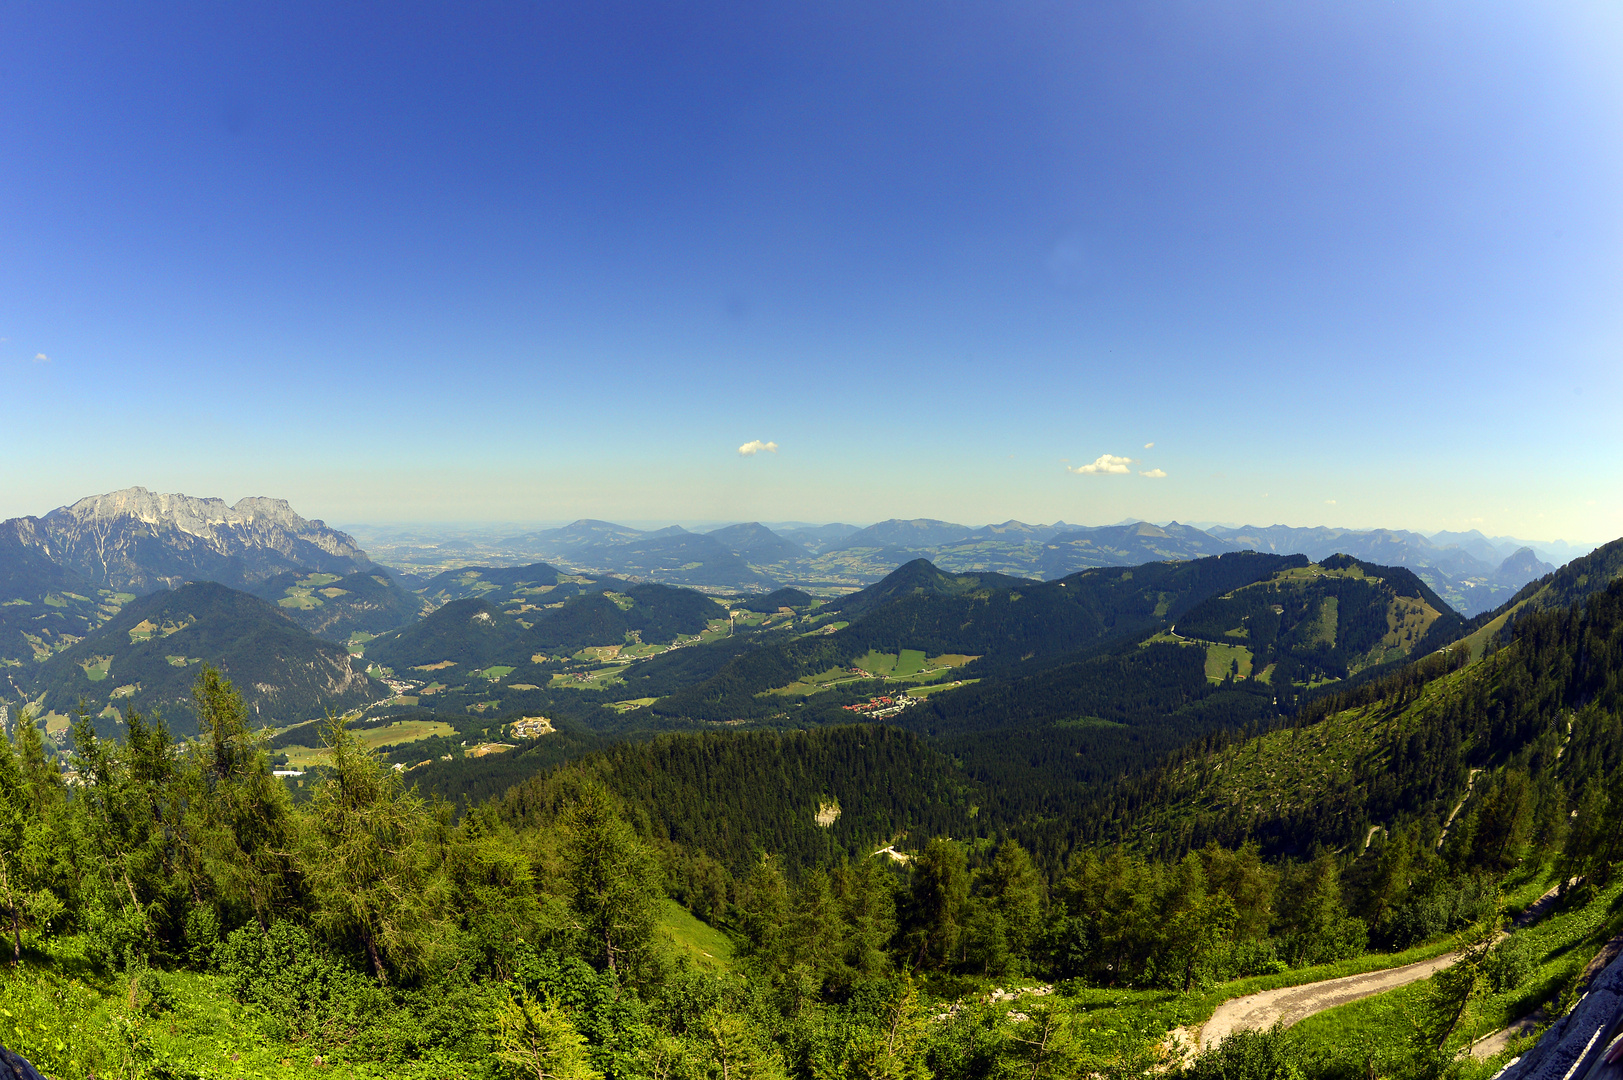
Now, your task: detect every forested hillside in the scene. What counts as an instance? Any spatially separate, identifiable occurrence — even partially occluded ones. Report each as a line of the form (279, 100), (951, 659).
(245, 567), (423, 642)
(652, 552), (1302, 722)
(7, 616), (1621, 1080)
(1087, 576), (1623, 865)
(30, 582), (385, 734)
(498, 726), (980, 878)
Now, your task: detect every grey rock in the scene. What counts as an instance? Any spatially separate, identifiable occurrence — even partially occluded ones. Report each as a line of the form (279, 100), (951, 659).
(10, 486), (372, 593)
(1498, 949), (1623, 1080)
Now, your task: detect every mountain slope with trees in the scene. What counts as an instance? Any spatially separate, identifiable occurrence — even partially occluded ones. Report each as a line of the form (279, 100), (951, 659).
(29, 582), (384, 734)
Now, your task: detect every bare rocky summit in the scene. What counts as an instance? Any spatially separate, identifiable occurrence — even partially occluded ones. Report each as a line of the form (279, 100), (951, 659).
(11, 486), (373, 593)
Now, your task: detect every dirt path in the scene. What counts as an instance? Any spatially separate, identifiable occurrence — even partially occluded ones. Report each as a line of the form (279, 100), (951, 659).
(1200, 886), (1567, 1052)
(1200, 953), (1460, 1049)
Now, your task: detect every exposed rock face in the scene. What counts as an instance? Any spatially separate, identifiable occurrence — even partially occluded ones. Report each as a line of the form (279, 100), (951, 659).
(10, 486), (373, 593)
(1499, 946), (1623, 1080)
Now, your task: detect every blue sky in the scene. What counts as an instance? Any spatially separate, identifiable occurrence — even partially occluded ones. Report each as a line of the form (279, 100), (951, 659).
(2, 2), (1619, 542)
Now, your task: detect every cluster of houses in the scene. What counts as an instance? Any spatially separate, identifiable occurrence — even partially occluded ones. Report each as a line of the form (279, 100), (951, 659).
(841, 695), (917, 718)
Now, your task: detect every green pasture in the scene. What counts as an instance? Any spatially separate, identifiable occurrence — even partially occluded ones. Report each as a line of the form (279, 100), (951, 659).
(79, 656), (111, 682)
(904, 678), (979, 698)
(852, 650), (898, 676)
(550, 668), (625, 691)
(1203, 642), (1254, 682)
(279, 720), (456, 769)
(1054, 716), (1127, 730)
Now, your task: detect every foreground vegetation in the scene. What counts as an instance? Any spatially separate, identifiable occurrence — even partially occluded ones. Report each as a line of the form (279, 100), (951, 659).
(4, 577), (1623, 1078)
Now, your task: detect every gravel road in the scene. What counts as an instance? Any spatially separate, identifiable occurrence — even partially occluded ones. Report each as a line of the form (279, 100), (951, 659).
(1200, 953), (1460, 1048)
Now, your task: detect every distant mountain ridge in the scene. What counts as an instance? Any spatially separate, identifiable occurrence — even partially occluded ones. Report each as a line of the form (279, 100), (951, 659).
(367, 515), (1580, 616)
(0, 488), (386, 676)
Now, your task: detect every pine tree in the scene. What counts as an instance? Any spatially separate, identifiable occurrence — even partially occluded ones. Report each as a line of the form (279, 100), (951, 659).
(562, 782), (660, 978)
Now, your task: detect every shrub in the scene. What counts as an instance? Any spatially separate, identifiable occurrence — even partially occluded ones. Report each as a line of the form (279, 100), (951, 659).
(1484, 934), (1537, 994)
(216, 920), (388, 1045)
(1179, 1025), (1310, 1080)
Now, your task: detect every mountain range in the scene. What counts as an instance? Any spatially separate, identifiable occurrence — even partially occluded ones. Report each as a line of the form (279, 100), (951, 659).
(355, 515), (1574, 616)
(0, 487), (1609, 743)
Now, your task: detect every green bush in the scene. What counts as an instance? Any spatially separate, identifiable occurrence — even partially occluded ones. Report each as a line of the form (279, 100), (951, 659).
(1484, 933), (1537, 994)
(216, 920), (388, 1045)
(1179, 1025), (1311, 1080)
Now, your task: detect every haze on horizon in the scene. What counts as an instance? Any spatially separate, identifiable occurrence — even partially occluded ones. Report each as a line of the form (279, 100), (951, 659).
(2, 4), (1620, 542)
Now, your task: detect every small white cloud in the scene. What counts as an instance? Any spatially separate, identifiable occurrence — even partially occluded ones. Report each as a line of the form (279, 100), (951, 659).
(737, 440), (778, 456)
(1068, 454), (1133, 475)
(1325, 499), (1337, 505)
(1140, 468), (1167, 478)
(33, 353), (49, 363)
(1144, 441), (1155, 449)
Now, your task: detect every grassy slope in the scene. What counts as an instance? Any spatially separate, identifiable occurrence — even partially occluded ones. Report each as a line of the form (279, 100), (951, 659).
(657, 897), (736, 974)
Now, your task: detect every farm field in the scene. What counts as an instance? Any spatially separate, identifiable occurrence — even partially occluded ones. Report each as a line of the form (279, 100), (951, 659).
(278, 719), (456, 768)
(904, 677), (979, 697)
(550, 667), (625, 691)
(764, 651), (976, 699)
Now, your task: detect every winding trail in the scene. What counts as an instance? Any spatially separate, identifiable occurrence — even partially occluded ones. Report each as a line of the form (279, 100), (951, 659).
(1199, 953), (1459, 1049)
(1198, 885), (1567, 1051)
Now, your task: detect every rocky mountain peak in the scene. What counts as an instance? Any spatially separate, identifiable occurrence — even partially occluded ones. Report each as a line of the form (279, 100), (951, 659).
(58, 487), (312, 533)
(15, 487), (373, 593)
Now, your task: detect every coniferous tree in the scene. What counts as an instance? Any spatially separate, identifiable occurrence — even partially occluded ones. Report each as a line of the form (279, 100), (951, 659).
(562, 782), (661, 978)
(305, 713), (440, 984)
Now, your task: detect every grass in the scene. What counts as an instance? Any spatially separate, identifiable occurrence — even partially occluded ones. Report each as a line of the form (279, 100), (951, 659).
(893, 649), (927, 677)
(657, 898), (736, 974)
(550, 668), (625, 691)
(280, 720), (456, 768)
(477, 665), (516, 679)
(1203, 643), (1254, 682)
(853, 650), (898, 676)
(905, 678), (979, 698)
(573, 645), (623, 661)
(1, 937), (481, 1079)
(1055, 716), (1128, 730)
(79, 656), (111, 682)
(1046, 935), (1464, 1061)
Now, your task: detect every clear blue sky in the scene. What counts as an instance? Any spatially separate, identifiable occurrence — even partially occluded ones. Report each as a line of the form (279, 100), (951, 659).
(3, 2), (1619, 542)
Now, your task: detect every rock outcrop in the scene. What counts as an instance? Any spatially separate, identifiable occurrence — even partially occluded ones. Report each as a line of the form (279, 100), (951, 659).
(1497, 947), (1623, 1080)
(6, 486), (373, 593)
